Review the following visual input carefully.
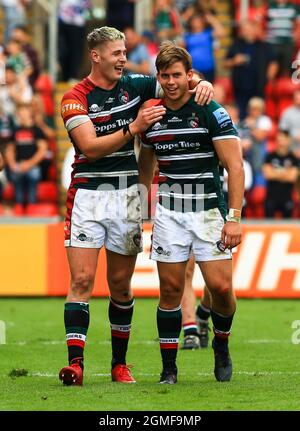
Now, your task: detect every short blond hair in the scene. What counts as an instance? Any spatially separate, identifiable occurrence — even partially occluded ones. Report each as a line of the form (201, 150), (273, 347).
(156, 41), (192, 73)
(248, 97), (265, 111)
(87, 26), (125, 50)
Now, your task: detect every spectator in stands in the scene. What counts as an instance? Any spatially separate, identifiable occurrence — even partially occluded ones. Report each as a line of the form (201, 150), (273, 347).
(174, 0), (194, 14)
(0, 106), (15, 150)
(279, 89), (300, 159)
(242, 97), (273, 187)
(0, 65), (32, 117)
(141, 30), (159, 76)
(5, 104), (47, 210)
(11, 25), (40, 87)
(224, 19), (278, 119)
(181, 12), (224, 83)
(180, 0), (217, 28)
(0, 152), (3, 171)
(0, 0), (31, 43)
(262, 129), (299, 218)
(5, 38), (32, 79)
(266, 0), (300, 77)
(123, 27), (151, 76)
(58, 0), (92, 82)
(153, 0), (183, 42)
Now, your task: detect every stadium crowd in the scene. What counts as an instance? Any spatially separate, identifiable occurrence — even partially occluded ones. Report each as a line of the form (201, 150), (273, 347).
(1, 0), (300, 219)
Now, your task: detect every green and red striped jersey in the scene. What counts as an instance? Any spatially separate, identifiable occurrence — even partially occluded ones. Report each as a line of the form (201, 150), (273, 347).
(141, 98), (239, 214)
(61, 74), (158, 190)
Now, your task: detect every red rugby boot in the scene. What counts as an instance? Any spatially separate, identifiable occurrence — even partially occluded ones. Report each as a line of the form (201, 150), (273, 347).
(111, 364), (136, 383)
(59, 361), (83, 386)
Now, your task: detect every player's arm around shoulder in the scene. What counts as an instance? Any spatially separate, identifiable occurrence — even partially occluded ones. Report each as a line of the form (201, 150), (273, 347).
(138, 137), (157, 192)
(61, 88), (166, 161)
(189, 78), (214, 106)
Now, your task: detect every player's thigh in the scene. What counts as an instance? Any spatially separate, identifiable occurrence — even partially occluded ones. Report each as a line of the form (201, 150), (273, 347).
(198, 259), (233, 293)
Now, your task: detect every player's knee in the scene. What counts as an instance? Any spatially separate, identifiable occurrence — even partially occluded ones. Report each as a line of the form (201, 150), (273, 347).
(107, 271), (132, 298)
(71, 272), (94, 295)
(160, 278), (182, 303)
(209, 278), (232, 297)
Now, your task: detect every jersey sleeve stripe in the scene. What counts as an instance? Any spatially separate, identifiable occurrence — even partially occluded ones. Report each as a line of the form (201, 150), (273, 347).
(65, 115), (91, 132)
(212, 135), (241, 141)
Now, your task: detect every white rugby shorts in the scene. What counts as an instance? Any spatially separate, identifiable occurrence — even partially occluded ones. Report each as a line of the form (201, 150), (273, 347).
(64, 184), (142, 255)
(151, 203), (232, 263)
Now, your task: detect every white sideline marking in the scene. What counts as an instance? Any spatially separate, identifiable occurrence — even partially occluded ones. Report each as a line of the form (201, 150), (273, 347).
(12, 340), (158, 346)
(246, 339), (287, 344)
(12, 339), (288, 346)
(17, 370), (300, 378)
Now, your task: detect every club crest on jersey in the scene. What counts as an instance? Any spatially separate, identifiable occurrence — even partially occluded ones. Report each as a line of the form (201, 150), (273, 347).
(119, 89), (129, 104)
(187, 114), (199, 128)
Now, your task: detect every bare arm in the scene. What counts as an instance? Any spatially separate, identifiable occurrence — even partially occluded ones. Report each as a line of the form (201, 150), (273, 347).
(205, 13), (225, 38)
(138, 144), (157, 191)
(5, 142), (17, 171)
(138, 144), (157, 213)
(213, 138), (245, 248)
(69, 105), (166, 162)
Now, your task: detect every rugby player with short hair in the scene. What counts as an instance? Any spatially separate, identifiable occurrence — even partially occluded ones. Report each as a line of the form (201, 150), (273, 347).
(59, 27), (214, 386)
(139, 42), (244, 384)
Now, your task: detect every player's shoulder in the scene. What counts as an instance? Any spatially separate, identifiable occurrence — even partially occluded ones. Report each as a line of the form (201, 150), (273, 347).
(62, 78), (94, 103)
(121, 74), (156, 88)
(205, 100), (232, 123)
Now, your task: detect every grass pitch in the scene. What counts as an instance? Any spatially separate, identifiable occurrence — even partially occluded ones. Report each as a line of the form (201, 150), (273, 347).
(0, 298), (300, 411)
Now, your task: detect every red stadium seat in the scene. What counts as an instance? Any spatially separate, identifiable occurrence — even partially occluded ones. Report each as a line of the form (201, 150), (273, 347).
(25, 203), (59, 217)
(248, 185), (266, 218)
(13, 203), (25, 216)
(275, 77), (300, 99)
(47, 164), (57, 181)
(214, 77), (234, 104)
(37, 181), (58, 203)
(34, 73), (54, 117)
(3, 183), (14, 201)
